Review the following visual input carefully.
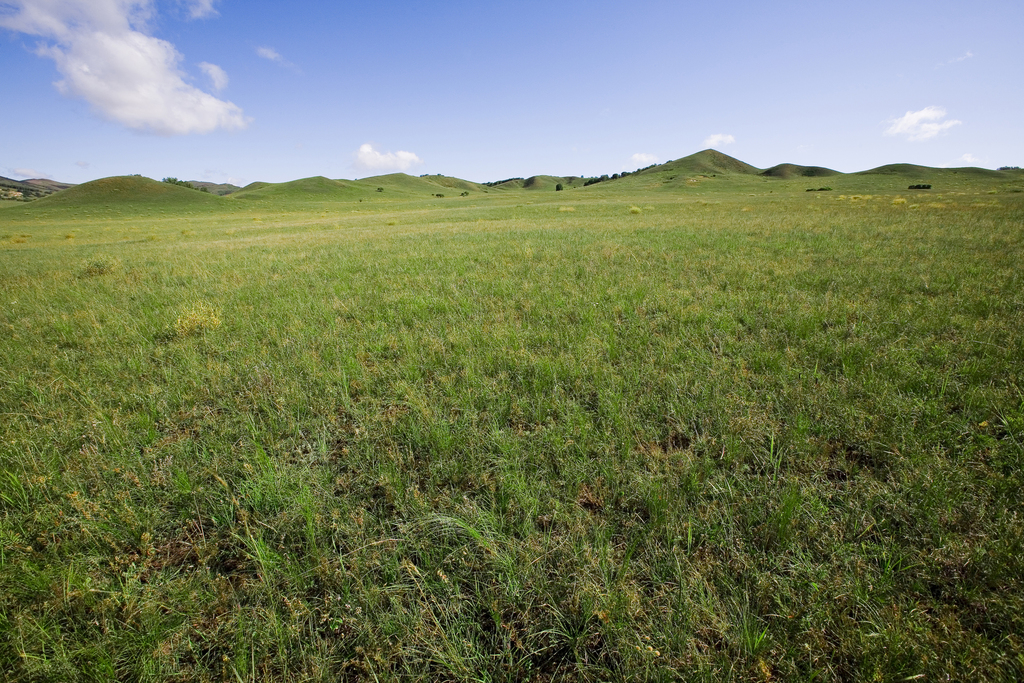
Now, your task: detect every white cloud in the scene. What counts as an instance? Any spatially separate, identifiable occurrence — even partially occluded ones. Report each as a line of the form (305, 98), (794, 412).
(198, 61), (227, 91)
(954, 153), (981, 166)
(630, 153), (659, 167)
(704, 133), (735, 148)
(353, 144), (423, 173)
(184, 0), (217, 19)
(75, 161), (90, 168)
(941, 50), (973, 66)
(13, 167), (50, 179)
(0, 0), (248, 135)
(256, 45), (299, 71)
(884, 106), (961, 141)
(257, 46), (283, 62)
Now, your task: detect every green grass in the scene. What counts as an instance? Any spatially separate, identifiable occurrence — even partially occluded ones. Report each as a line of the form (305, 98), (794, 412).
(1, 170), (1023, 682)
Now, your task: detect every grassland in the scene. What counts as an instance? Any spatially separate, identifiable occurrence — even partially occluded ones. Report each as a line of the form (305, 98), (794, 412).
(1, 157), (1023, 682)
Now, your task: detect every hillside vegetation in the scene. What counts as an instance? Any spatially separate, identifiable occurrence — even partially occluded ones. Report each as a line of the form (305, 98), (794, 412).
(1, 154), (1023, 682)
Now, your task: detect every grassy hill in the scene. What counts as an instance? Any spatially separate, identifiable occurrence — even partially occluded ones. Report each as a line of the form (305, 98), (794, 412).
(654, 148), (762, 176)
(12, 175), (222, 211)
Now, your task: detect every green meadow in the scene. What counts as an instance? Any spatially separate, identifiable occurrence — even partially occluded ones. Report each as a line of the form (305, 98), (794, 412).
(2, 152), (1023, 681)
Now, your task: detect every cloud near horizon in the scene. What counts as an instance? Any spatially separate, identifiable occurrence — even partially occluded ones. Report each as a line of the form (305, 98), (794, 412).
(12, 167), (50, 179)
(0, 0), (248, 135)
(630, 152), (659, 167)
(885, 106), (961, 141)
(353, 144), (423, 173)
(704, 133), (735, 148)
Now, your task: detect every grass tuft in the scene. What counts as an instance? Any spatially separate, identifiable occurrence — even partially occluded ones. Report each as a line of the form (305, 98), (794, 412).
(173, 301), (222, 337)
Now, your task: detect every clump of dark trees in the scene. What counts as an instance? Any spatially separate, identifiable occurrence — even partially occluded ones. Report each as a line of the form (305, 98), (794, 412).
(908, 184), (932, 190)
(483, 177), (524, 187)
(162, 177), (209, 192)
(583, 163), (658, 187)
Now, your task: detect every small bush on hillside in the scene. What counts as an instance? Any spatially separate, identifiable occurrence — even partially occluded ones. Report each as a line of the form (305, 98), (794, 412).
(376, 187), (384, 192)
(908, 184), (932, 190)
(629, 206), (642, 214)
(555, 183), (563, 191)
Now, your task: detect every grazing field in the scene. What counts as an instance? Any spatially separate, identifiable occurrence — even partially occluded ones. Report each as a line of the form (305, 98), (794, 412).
(1, 164), (1023, 681)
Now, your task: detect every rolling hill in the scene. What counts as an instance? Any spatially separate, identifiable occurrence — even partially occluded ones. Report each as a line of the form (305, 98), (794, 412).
(22, 175), (223, 209)
(5, 150), (1020, 217)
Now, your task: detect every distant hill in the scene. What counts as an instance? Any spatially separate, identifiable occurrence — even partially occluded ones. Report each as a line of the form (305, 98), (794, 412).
(1, 175), (75, 201)
(760, 163), (840, 179)
(857, 163), (1007, 180)
(24, 178), (76, 192)
(189, 181), (241, 196)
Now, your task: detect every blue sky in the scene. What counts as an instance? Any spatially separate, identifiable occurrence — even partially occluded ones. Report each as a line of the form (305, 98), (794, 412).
(2, 0), (1021, 185)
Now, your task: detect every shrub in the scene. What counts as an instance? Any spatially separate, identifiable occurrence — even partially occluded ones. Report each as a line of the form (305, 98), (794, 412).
(555, 183), (563, 191)
(376, 187), (384, 192)
(908, 184), (932, 190)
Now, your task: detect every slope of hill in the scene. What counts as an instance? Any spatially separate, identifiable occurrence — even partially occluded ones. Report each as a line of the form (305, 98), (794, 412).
(354, 173), (486, 195)
(228, 176), (366, 201)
